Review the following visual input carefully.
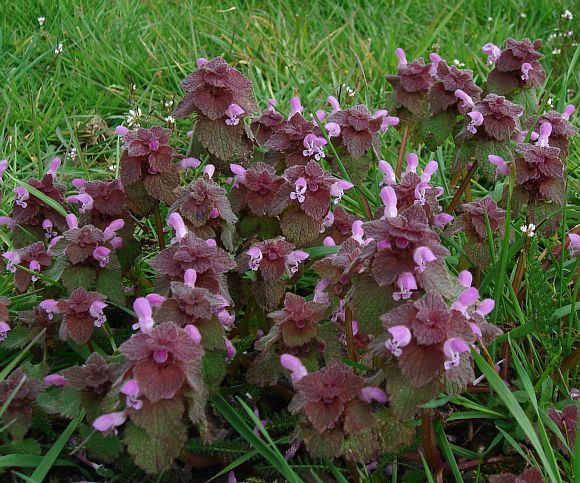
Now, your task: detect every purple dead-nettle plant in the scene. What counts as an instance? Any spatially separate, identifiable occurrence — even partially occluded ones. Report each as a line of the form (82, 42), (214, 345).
(241, 237), (308, 280)
(62, 352), (122, 400)
(460, 94), (524, 141)
(429, 59), (482, 115)
(251, 99), (286, 145)
(229, 162), (285, 216)
(284, 361), (386, 461)
(386, 48), (438, 116)
(486, 38), (546, 94)
(0, 297), (10, 341)
(524, 104), (577, 158)
(3, 241), (51, 293)
(170, 177), (237, 240)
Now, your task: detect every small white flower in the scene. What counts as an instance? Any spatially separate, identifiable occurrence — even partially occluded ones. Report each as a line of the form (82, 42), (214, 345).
(549, 32), (557, 40)
(562, 9), (573, 20)
(547, 97), (554, 107)
(567, 31), (574, 37)
(487, 16), (493, 22)
(520, 223), (536, 237)
(130, 83), (137, 91)
(54, 43), (63, 55)
(164, 99), (174, 108)
(37, 16), (45, 26)
(108, 164), (116, 172)
(520, 12), (527, 18)
(346, 86), (356, 97)
(69, 148), (77, 161)
(164, 115), (175, 124)
(453, 59), (465, 67)
(126, 108), (142, 128)
(552, 48), (561, 55)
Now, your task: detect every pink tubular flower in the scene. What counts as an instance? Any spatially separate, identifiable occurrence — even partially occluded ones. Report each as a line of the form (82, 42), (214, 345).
(13, 186), (29, 208)
(39, 299), (58, 319)
(0, 159), (8, 182)
(225, 103), (244, 126)
(42, 219), (55, 239)
(90, 300), (107, 327)
(466, 111), (484, 134)
(421, 161), (439, 183)
(66, 213), (78, 230)
(323, 236), (336, 246)
(536, 121), (552, 147)
(302, 134), (327, 161)
(351, 220), (373, 246)
(405, 153), (419, 174)
(121, 379), (143, 410)
(180, 157), (201, 169)
(115, 125), (129, 136)
(433, 212), (453, 227)
(380, 115), (400, 132)
(145, 293), (165, 307)
(285, 250), (309, 273)
(488, 154), (510, 177)
(395, 47), (407, 67)
(0, 216), (13, 227)
(379, 160), (396, 186)
(66, 193), (94, 213)
(385, 325), (412, 356)
(562, 104), (575, 121)
(203, 164), (215, 179)
(458, 270), (473, 288)
(359, 387), (388, 404)
(47, 157), (61, 178)
(314, 109), (326, 122)
(103, 219), (125, 240)
(230, 163), (247, 183)
(414, 181), (431, 206)
(44, 374), (68, 386)
(393, 272), (417, 301)
(167, 212), (187, 244)
(289, 96), (303, 119)
(413, 246), (437, 273)
(443, 338), (470, 370)
(132, 297), (154, 333)
(93, 411), (127, 434)
(454, 89), (475, 110)
(475, 298), (495, 316)
(0, 320), (10, 341)
(247, 246), (263, 271)
(313, 278), (331, 305)
(183, 268), (197, 288)
(280, 353), (308, 385)
(225, 337), (236, 361)
(330, 180), (353, 204)
(482, 43), (501, 65)
(569, 233), (580, 258)
(92, 246), (111, 268)
(196, 57), (208, 66)
(520, 63), (533, 81)
(451, 287), (480, 317)
(289, 177), (307, 203)
(380, 186), (398, 219)
(320, 210), (334, 232)
(324, 121), (341, 137)
(185, 324), (202, 344)
(3, 251), (20, 273)
(327, 95), (340, 114)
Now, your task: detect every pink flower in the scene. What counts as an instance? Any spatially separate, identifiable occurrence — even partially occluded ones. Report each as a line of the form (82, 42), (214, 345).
(247, 246), (263, 271)
(0, 159), (8, 182)
(405, 153), (419, 174)
(66, 213), (78, 230)
(320, 210), (334, 232)
(458, 270), (473, 288)
(3, 251), (20, 273)
(385, 325), (412, 357)
(536, 121), (552, 147)
(13, 186), (29, 208)
(562, 104), (575, 121)
(324, 122), (341, 137)
(44, 374), (68, 386)
(167, 212), (187, 244)
(115, 125), (129, 136)
(393, 272), (417, 301)
(0, 320), (10, 341)
(280, 353), (308, 385)
(66, 193), (94, 213)
(146, 293), (165, 307)
(313, 278), (331, 305)
(90, 300), (107, 327)
(180, 157), (201, 169)
(132, 297), (154, 333)
(47, 157), (62, 177)
(379, 160), (396, 186)
(121, 379), (143, 410)
(289, 96), (303, 119)
(359, 387), (388, 403)
(42, 219), (55, 239)
(323, 236), (336, 246)
(225, 337), (236, 361)
(421, 161), (439, 183)
(203, 164), (215, 179)
(482, 42), (501, 64)
(93, 411), (127, 433)
(433, 212), (453, 227)
(185, 324), (202, 344)
(39, 299), (58, 319)
(380, 115), (400, 132)
(413, 246), (437, 273)
(330, 180), (353, 204)
(488, 154), (510, 177)
(454, 89), (475, 110)
(351, 220), (373, 246)
(289, 177), (307, 203)
(302, 134), (327, 161)
(285, 250), (309, 273)
(395, 47), (407, 67)
(443, 338), (470, 370)
(475, 299), (495, 316)
(380, 186), (398, 219)
(225, 103), (245, 125)
(520, 62), (533, 81)
(327, 95), (341, 114)
(0, 216), (13, 227)
(92, 246), (111, 268)
(451, 287), (480, 317)
(569, 233), (580, 258)
(230, 163), (247, 183)
(466, 111), (484, 134)
(103, 219), (125, 240)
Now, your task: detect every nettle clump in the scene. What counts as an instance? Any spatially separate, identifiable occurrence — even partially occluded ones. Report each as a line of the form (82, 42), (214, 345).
(0, 38), (577, 480)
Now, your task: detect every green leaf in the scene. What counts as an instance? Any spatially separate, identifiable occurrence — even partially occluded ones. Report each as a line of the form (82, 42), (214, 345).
(79, 424), (124, 463)
(36, 386), (81, 419)
(95, 267), (124, 304)
(61, 266), (97, 292)
(3, 325), (30, 349)
(281, 211), (320, 246)
(416, 112), (456, 151)
(202, 350), (227, 393)
(351, 274), (395, 336)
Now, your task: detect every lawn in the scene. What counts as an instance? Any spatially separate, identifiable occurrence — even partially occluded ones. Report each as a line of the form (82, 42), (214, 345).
(0, 0), (579, 481)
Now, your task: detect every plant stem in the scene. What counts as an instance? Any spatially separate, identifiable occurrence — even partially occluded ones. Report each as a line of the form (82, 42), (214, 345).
(446, 161), (478, 213)
(396, 124), (410, 178)
(345, 306), (357, 362)
(153, 204), (166, 250)
(421, 411), (444, 473)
